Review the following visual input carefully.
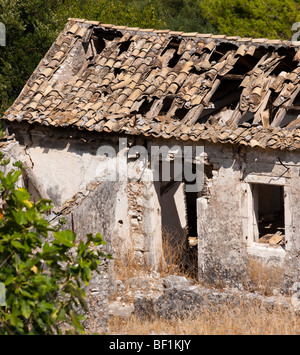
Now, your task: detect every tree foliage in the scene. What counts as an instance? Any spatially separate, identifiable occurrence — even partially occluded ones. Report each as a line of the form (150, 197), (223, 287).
(1, 0), (300, 118)
(63, 0), (164, 29)
(128, 0), (217, 33)
(0, 155), (111, 334)
(0, 0), (63, 115)
(0, 0), (163, 116)
(200, 0), (300, 39)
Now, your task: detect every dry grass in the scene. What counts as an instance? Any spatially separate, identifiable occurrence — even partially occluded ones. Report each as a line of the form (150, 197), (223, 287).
(109, 230), (300, 335)
(245, 257), (285, 296)
(159, 226), (198, 279)
(109, 301), (300, 335)
(114, 250), (150, 282)
(113, 226), (197, 282)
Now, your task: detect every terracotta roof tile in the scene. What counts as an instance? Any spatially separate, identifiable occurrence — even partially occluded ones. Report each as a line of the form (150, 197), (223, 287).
(4, 18), (300, 151)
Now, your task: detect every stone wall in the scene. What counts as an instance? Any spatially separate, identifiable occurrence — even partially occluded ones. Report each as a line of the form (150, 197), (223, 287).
(6, 121), (300, 297)
(198, 141), (300, 292)
(56, 180), (119, 333)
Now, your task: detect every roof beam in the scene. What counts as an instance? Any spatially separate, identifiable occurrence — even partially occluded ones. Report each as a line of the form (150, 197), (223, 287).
(271, 85), (300, 127)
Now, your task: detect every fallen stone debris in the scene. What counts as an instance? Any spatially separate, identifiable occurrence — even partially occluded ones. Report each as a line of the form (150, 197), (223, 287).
(109, 273), (295, 324)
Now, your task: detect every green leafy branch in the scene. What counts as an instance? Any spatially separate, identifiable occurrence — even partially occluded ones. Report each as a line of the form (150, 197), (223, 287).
(0, 154), (112, 334)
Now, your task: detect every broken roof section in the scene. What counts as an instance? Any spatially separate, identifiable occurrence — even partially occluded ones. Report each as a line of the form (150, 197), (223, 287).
(4, 18), (300, 150)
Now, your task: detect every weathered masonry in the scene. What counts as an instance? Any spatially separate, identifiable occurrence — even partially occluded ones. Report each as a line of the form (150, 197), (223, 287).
(3, 18), (300, 296)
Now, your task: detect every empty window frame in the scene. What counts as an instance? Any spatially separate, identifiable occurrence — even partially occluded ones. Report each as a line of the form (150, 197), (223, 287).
(251, 183), (285, 248)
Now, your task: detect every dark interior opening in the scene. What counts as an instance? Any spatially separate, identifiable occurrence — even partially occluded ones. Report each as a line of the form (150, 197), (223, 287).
(196, 79), (242, 124)
(168, 51), (182, 68)
(266, 91), (279, 126)
(279, 88), (300, 128)
(90, 28), (123, 55)
(289, 90), (300, 107)
(119, 40), (132, 55)
(185, 189), (198, 237)
(114, 67), (122, 76)
(227, 54), (260, 75)
(272, 47), (299, 75)
(93, 37), (105, 54)
(252, 183), (285, 247)
(137, 98), (156, 115)
(159, 96), (174, 115)
(94, 28), (122, 41)
(159, 161), (198, 278)
(161, 37), (182, 68)
(209, 43), (238, 63)
(174, 106), (189, 120)
(184, 162), (198, 238)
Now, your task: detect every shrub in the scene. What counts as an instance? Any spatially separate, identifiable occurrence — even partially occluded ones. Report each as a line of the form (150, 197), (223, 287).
(0, 155), (111, 334)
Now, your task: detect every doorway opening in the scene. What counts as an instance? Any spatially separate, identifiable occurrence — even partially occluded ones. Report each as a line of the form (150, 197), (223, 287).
(159, 161), (199, 278)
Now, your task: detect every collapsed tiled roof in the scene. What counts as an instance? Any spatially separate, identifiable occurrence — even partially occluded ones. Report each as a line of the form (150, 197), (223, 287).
(4, 18), (300, 150)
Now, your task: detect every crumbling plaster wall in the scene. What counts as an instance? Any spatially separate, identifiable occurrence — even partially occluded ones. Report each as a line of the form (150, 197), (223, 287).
(6, 122), (300, 294)
(197, 143), (246, 287)
(198, 141), (300, 292)
(5, 123), (162, 270)
(4, 124), (161, 332)
(58, 179), (118, 333)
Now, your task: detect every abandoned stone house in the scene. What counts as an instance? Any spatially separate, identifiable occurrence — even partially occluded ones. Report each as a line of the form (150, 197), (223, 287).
(3, 18), (300, 296)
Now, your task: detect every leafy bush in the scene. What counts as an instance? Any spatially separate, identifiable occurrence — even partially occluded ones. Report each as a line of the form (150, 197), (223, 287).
(0, 155), (111, 334)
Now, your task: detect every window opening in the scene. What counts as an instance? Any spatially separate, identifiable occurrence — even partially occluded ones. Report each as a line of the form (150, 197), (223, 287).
(251, 183), (285, 248)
